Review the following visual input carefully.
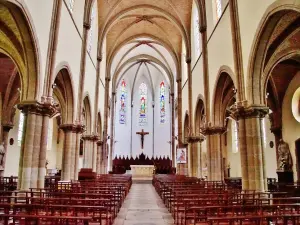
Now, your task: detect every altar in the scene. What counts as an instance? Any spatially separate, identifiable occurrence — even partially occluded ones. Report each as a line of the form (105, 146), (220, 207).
(130, 165), (154, 180)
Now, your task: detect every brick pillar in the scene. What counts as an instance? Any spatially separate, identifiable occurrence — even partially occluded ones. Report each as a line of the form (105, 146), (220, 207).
(232, 104), (268, 191)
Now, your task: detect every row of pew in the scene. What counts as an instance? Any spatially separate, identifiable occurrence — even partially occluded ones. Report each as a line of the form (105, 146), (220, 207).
(0, 174), (132, 224)
(153, 174), (300, 225)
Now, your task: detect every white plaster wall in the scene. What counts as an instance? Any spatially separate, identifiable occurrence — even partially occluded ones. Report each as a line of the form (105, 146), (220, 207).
(4, 110), (21, 176)
(207, 8), (234, 121)
(192, 60), (204, 121)
(282, 72), (300, 181)
(55, 3), (83, 118)
(191, 0), (202, 68)
(71, 0), (84, 36)
(23, 0), (53, 98)
(238, 0), (276, 99)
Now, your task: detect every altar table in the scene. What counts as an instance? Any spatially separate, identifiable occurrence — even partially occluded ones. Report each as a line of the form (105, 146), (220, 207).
(130, 165), (154, 178)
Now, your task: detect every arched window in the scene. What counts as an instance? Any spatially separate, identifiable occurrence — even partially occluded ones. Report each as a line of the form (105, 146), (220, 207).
(139, 82), (147, 126)
(119, 79), (127, 124)
(87, 5), (96, 53)
(193, 6), (201, 58)
(68, 0), (75, 13)
(232, 120), (238, 153)
(17, 112), (24, 147)
(215, 0), (222, 20)
(160, 81), (166, 124)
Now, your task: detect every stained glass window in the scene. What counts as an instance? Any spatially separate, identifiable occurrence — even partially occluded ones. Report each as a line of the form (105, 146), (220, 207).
(87, 5), (95, 53)
(68, 0), (75, 13)
(139, 82), (147, 126)
(160, 81), (166, 124)
(215, 0), (222, 20)
(193, 6), (201, 57)
(17, 112), (24, 147)
(119, 80), (127, 124)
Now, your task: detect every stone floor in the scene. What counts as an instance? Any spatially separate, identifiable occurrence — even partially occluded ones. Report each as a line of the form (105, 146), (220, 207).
(113, 184), (174, 225)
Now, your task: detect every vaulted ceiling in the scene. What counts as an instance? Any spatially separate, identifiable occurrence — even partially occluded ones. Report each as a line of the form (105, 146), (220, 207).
(97, 0), (195, 93)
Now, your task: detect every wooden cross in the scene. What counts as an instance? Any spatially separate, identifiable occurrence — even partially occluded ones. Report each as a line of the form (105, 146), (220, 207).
(136, 129), (149, 149)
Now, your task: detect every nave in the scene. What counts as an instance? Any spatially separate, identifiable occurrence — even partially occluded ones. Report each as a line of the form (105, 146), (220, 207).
(114, 183), (173, 225)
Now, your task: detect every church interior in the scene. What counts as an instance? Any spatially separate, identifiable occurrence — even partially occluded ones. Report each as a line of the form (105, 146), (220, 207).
(1, 0), (300, 224)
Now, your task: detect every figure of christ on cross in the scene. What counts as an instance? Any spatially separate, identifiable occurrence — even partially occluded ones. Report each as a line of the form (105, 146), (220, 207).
(136, 129), (149, 149)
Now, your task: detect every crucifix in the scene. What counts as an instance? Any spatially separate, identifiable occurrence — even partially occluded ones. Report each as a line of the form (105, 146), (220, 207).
(136, 129), (149, 149)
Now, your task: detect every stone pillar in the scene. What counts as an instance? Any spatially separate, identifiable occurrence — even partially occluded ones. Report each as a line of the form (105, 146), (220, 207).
(73, 124), (85, 181)
(82, 135), (93, 168)
(17, 102), (57, 190)
(176, 76), (183, 174)
(202, 127), (225, 181)
(232, 105), (268, 191)
(91, 135), (100, 172)
(96, 140), (103, 174)
(198, 137), (205, 178)
(170, 93), (175, 167)
(103, 77), (110, 173)
(109, 92), (116, 172)
(0, 124), (13, 176)
(60, 124), (75, 181)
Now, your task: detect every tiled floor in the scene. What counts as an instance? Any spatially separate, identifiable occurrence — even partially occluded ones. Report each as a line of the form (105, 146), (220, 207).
(113, 184), (174, 225)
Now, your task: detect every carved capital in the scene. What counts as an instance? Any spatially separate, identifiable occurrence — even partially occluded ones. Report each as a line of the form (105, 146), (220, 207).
(186, 58), (192, 64)
(2, 123), (14, 132)
(230, 104), (268, 120)
(199, 25), (207, 33)
(18, 101), (58, 117)
(201, 126), (226, 136)
(59, 123), (85, 133)
(83, 22), (91, 29)
(97, 56), (102, 62)
(176, 78), (182, 83)
(187, 134), (205, 143)
(105, 77), (111, 82)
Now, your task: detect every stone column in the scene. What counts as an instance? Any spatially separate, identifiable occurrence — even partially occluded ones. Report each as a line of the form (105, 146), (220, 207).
(0, 124), (13, 176)
(198, 137), (205, 178)
(82, 135), (93, 168)
(103, 77), (110, 173)
(232, 105), (268, 191)
(109, 92), (116, 172)
(96, 140), (103, 174)
(60, 124), (75, 181)
(171, 93), (175, 167)
(18, 102), (57, 190)
(91, 135), (100, 172)
(73, 125), (85, 181)
(202, 127), (225, 180)
(176, 77), (184, 175)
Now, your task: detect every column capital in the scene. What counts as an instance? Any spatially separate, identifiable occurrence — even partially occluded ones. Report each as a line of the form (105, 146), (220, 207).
(83, 22), (91, 29)
(97, 55), (102, 62)
(170, 93), (174, 97)
(230, 103), (269, 120)
(199, 25), (207, 33)
(176, 78), (182, 83)
(18, 101), (58, 117)
(60, 123), (85, 133)
(201, 126), (226, 136)
(112, 92), (116, 96)
(186, 58), (192, 64)
(105, 77), (111, 82)
(186, 134), (205, 143)
(2, 123), (14, 132)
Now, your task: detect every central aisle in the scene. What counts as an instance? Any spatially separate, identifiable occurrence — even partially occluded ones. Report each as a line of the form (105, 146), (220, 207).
(113, 183), (174, 225)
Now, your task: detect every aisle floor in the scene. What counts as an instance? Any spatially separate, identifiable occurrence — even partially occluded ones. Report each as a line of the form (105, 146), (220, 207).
(113, 183), (174, 225)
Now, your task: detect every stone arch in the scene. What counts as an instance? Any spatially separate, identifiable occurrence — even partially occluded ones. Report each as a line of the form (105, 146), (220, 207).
(83, 95), (92, 134)
(0, 1), (40, 101)
(212, 70), (236, 127)
(247, 0), (300, 104)
(53, 66), (75, 124)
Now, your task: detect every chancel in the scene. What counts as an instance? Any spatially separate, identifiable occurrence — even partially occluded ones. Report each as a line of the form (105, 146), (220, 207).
(1, 0), (300, 224)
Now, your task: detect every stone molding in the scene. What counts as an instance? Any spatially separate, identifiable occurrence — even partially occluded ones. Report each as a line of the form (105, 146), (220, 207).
(97, 140), (103, 146)
(230, 104), (269, 120)
(18, 101), (58, 117)
(60, 123), (85, 133)
(82, 134), (100, 142)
